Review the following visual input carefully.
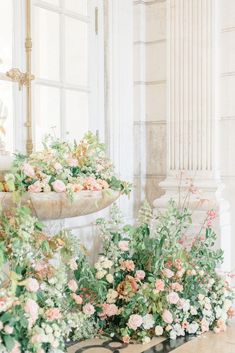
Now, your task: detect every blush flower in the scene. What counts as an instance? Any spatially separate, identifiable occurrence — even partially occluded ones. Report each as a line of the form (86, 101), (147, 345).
(167, 291), (180, 304)
(83, 303), (95, 316)
(68, 279), (78, 292)
(162, 310), (173, 324)
(135, 270), (146, 280)
(118, 241), (129, 252)
(24, 298), (39, 324)
(162, 269), (174, 278)
(22, 163), (35, 178)
(100, 303), (118, 318)
(127, 314), (143, 330)
(52, 180), (66, 192)
(26, 278), (39, 293)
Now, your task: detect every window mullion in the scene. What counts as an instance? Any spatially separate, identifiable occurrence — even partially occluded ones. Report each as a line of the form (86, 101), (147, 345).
(60, 0), (66, 139)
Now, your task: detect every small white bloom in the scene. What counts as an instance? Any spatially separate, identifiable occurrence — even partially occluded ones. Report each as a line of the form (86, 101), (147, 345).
(155, 326), (163, 336)
(142, 336), (151, 344)
(106, 274), (114, 283)
(170, 330), (177, 340)
(96, 270), (107, 279)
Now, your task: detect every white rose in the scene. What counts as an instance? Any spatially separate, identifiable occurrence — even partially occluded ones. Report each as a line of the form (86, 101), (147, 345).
(155, 326), (163, 336)
(187, 322), (199, 334)
(170, 330), (177, 340)
(142, 314), (155, 329)
(190, 306), (197, 315)
(142, 336), (151, 344)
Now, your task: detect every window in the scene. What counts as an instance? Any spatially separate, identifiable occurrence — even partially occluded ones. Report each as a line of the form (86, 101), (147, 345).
(0, 0), (104, 153)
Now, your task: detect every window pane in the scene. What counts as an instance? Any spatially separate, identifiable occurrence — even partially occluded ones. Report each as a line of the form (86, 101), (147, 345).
(65, 90), (89, 141)
(64, 0), (88, 16)
(0, 1), (13, 71)
(64, 17), (88, 86)
(0, 81), (14, 152)
(33, 7), (60, 81)
(34, 85), (61, 149)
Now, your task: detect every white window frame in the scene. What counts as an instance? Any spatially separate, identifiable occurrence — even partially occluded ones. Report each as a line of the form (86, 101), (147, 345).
(31, 0), (104, 145)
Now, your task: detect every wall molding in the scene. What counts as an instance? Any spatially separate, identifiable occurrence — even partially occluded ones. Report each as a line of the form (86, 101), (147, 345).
(221, 71), (235, 78)
(221, 26), (235, 33)
(134, 80), (166, 85)
(134, 0), (166, 6)
(134, 39), (166, 45)
(134, 120), (166, 125)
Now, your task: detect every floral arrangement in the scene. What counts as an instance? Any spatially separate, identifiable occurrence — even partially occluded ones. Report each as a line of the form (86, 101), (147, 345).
(75, 202), (235, 344)
(1, 132), (131, 198)
(0, 206), (98, 353)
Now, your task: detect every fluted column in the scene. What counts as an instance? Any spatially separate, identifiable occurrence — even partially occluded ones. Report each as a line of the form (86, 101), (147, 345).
(154, 0), (232, 270)
(154, 0), (218, 197)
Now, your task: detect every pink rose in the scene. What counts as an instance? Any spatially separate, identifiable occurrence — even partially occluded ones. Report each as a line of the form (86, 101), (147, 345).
(162, 269), (174, 278)
(72, 293), (83, 305)
(24, 298), (39, 324)
(45, 308), (62, 321)
(83, 303), (95, 316)
(68, 279), (78, 292)
(171, 282), (183, 292)
(162, 310), (173, 324)
(135, 270), (146, 280)
(207, 210), (217, 220)
(120, 260), (135, 271)
(167, 291), (180, 304)
(118, 241), (129, 252)
(22, 163), (35, 178)
(155, 279), (165, 292)
(100, 303), (118, 318)
(127, 314), (143, 330)
(26, 278), (39, 293)
(28, 181), (42, 193)
(52, 180), (66, 192)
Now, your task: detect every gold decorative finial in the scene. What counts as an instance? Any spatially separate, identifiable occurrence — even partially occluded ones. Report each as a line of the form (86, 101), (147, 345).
(6, 68), (35, 91)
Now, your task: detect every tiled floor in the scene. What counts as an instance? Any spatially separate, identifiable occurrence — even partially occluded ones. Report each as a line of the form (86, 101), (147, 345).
(67, 322), (235, 353)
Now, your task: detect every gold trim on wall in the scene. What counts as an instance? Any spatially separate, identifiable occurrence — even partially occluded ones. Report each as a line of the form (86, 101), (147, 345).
(6, 0), (34, 155)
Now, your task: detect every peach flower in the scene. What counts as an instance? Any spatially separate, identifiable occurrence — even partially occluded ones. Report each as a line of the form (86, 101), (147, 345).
(45, 308), (62, 321)
(28, 181), (42, 193)
(171, 282), (183, 292)
(162, 269), (174, 278)
(122, 336), (130, 344)
(72, 293), (83, 305)
(155, 279), (165, 292)
(120, 260), (135, 272)
(100, 303), (118, 318)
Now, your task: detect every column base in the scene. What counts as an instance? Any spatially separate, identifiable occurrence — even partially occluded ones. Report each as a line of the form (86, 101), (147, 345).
(153, 175), (232, 272)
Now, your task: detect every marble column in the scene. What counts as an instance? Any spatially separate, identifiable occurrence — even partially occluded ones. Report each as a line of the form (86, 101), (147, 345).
(153, 0), (231, 270)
